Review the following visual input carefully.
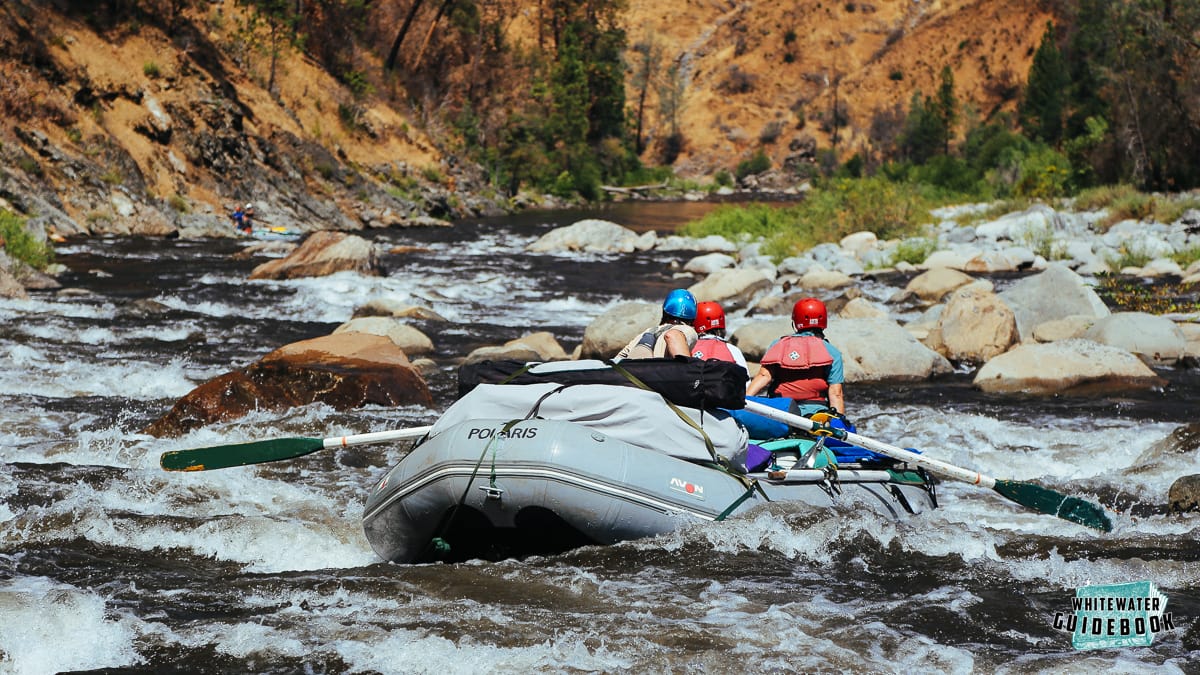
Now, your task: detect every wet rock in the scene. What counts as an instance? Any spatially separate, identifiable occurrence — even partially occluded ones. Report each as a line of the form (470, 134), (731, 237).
(352, 298), (448, 322)
(1168, 474), (1200, 513)
(143, 333), (432, 437)
(249, 231), (380, 280)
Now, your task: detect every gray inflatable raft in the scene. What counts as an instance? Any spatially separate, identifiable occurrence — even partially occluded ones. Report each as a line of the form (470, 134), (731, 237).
(362, 401), (937, 564)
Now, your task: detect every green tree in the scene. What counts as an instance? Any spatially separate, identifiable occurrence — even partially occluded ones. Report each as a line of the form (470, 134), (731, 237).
(899, 91), (943, 164)
(933, 65), (958, 154)
(1019, 22), (1070, 146)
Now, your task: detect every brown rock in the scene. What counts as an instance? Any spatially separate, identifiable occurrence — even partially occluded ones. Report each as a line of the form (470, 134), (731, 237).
(143, 333), (432, 437)
(249, 231), (380, 280)
(1168, 474), (1200, 513)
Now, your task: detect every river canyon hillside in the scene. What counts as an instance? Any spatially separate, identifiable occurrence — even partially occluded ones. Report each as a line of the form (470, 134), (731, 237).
(0, 0), (1123, 238)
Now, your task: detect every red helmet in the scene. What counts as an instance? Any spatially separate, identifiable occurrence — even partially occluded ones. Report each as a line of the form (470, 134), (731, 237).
(792, 297), (827, 330)
(694, 301), (726, 333)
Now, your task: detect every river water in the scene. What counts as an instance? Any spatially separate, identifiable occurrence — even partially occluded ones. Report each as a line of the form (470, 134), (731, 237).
(1, 203), (1197, 673)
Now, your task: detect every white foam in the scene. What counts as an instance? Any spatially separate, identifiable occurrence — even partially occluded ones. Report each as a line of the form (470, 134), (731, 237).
(0, 577), (145, 674)
(0, 349), (204, 399)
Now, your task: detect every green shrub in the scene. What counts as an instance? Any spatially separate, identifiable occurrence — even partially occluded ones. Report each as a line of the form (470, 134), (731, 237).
(681, 176), (935, 260)
(892, 237), (937, 265)
(421, 165), (444, 185)
(143, 61), (161, 78)
(714, 169), (733, 187)
(735, 150), (771, 180)
(0, 209), (54, 269)
(1072, 184), (1138, 212)
(168, 193), (189, 213)
(99, 168), (122, 185)
(1171, 245), (1200, 268)
(1106, 244), (1154, 270)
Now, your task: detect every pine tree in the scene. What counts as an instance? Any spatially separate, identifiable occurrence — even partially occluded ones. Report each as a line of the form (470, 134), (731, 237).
(1019, 22), (1070, 146)
(934, 66), (958, 154)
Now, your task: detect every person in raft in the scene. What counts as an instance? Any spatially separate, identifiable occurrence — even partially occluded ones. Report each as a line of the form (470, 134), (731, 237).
(691, 301), (748, 372)
(615, 288), (699, 360)
(745, 297), (845, 417)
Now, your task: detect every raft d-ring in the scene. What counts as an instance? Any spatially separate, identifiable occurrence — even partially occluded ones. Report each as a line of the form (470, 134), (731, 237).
(479, 485), (504, 500)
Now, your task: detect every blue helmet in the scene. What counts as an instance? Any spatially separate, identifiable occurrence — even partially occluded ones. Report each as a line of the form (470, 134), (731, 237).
(662, 289), (698, 321)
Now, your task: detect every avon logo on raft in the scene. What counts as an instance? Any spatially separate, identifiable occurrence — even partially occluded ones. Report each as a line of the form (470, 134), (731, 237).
(1052, 581), (1174, 650)
(669, 477), (705, 500)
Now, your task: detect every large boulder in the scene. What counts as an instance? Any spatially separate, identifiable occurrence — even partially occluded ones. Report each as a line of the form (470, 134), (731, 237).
(925, 284), (1018, 364)
(507, 331), (570, 361)
(143, 333), (432, 436)
(579, 302), (661, 359)
(825, 317), (953, 382)
(972, 339), (1165, 395)
(1031, 315), (1097, 343)
(895, 267), (975, 303)
(333, 316), (434, 356)
(688, 268), (773, 310)
(1082, 312), (1188, 365)
(997, 263), (1110, 341)
(249, 231), (381, 280)
(526, 219), (653, 253)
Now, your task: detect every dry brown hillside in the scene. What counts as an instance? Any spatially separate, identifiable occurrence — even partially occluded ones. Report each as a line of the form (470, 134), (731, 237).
(0, 0), (1054, 236)
(625, 0), (1053, 176)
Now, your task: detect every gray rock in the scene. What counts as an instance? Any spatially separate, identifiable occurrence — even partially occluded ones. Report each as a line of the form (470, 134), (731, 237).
(997, 263), (1110, 342)
(1082, 312), (1187, 364)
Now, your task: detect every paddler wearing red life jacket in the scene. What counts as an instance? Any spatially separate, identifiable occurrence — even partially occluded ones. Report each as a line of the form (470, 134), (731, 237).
(745, 297), (845, 415)
(690, 301), (748, 372)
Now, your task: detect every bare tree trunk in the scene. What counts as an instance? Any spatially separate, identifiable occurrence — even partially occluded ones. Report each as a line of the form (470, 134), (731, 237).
(413, 0), (454, 69)
(385, 0), (427, 72)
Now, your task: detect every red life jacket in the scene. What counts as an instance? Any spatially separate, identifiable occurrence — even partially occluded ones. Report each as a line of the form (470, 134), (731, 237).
(761, 334), (834, 401)
(692, 336), (736, 363)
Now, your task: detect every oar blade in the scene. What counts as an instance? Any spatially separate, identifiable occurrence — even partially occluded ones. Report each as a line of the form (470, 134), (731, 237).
(160, 437), (324, 472)
(993, 479), (1112, 532)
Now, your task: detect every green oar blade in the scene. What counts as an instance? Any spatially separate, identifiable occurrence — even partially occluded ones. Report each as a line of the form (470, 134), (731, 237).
(993, 479), (1113, 532)
(160, 437), (325, 472)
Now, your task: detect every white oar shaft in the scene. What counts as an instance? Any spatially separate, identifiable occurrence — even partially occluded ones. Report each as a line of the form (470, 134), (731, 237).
(322, 425), (433, 449)
(743, 401), (997, 489)
(771, 469), (896, 483)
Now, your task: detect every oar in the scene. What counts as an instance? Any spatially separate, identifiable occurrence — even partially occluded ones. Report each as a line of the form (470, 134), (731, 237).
(743, 401), (1112, 532)
(159, 425), (433, 472)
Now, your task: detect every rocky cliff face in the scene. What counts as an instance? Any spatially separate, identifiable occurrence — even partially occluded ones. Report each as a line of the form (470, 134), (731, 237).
(0, 0), (1048, 241)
